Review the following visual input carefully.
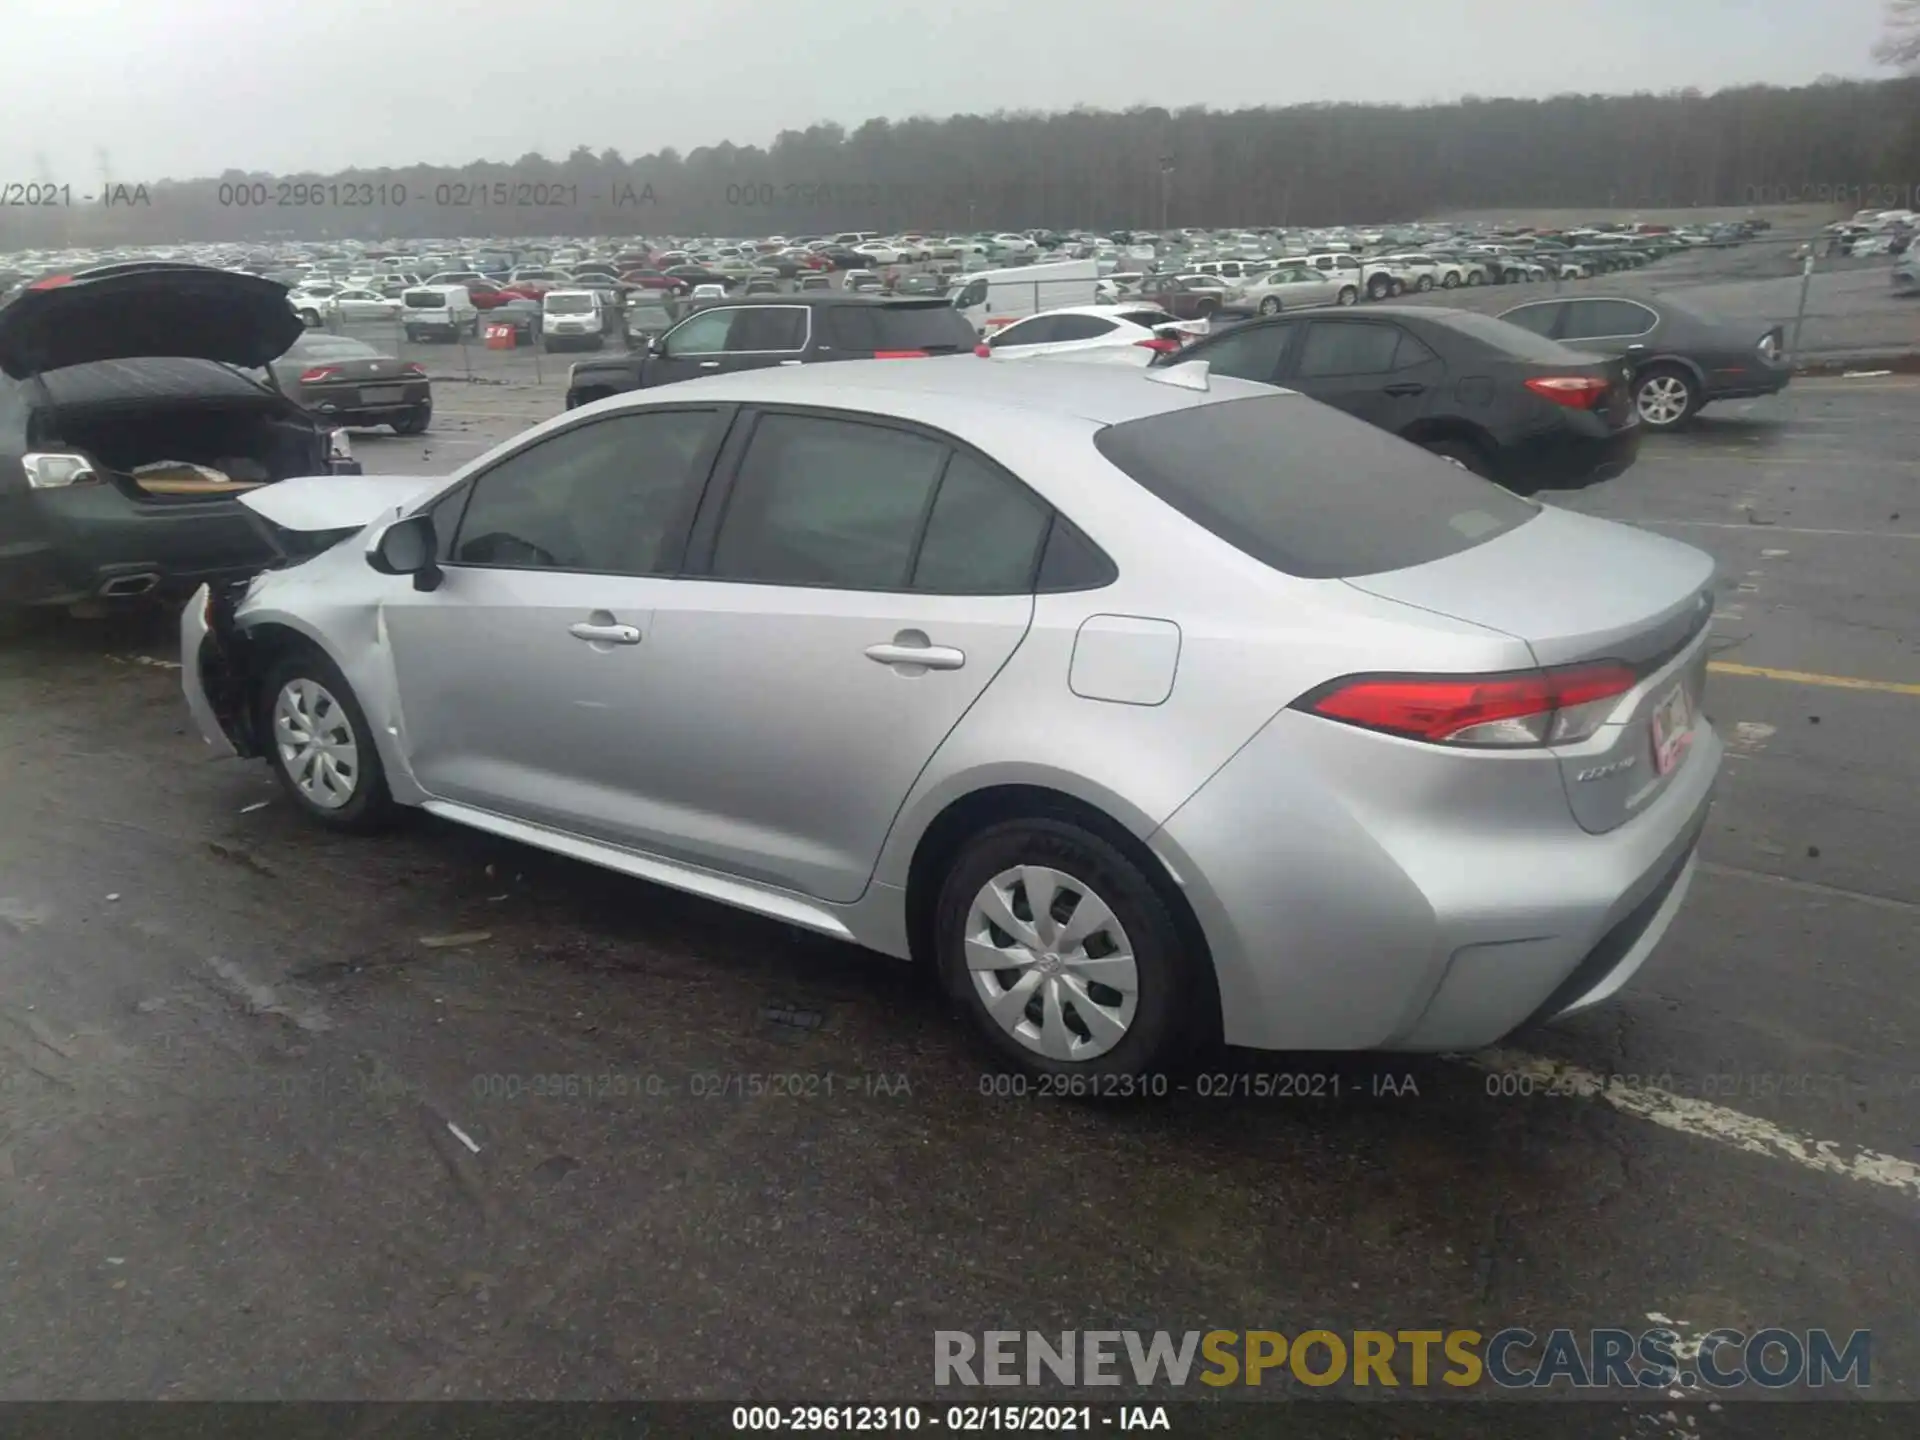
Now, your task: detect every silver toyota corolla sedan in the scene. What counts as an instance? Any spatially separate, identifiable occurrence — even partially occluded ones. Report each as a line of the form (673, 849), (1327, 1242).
(181, 357), (1722, 1077)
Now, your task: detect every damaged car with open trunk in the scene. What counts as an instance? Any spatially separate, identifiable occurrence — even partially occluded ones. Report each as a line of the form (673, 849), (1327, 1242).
(0, 262), (363, 610)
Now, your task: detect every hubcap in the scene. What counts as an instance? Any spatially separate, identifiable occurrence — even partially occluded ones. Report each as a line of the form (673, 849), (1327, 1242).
(273, 678), (359, 810)
(1637, 375), (1691, 426)
(963, 865), (1139, 1062)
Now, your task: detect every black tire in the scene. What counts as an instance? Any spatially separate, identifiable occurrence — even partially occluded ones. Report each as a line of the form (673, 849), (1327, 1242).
(1441, 272), (1460, 288)
(1196, 298), (1218, 318)
(393, 407), (430, 436)
(404, 328), (422, 344)
(1367, 275), (1391, 301)
(1633, 364), (1701, 430)
(934, 816), (1206, 1080)
(1257, 295), (1282, 315)
(299, 309), (322, 327)
(1336, 286), (1358, 306)
(1467, 271), (1484, 286)
(1390, 278), (1407, 297)
(1417, 275), (1435, 292)
(1422, 437), (1491, 477)
(257, 647), (396, 834)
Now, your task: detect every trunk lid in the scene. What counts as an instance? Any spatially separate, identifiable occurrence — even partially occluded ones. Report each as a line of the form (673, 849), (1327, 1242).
(0, 263), (304, 379)
(1345, 505), (1717, 833)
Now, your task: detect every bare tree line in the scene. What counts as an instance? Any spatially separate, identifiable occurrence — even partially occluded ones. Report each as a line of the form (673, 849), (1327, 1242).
(4, 76), (1920, 252)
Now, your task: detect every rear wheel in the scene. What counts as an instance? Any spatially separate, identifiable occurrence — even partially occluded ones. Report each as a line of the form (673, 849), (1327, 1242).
(1367, 274), (1392, 301)
(1417, 275), (1435, 292)
(1336, 286), (1357, 306)
(1634, 365), (1700, 429)
(936, 817), (1205, 1080)
(1258, 295), (1282, 315)
(392, 407), (430, 436)
(1441, 271), (1460, 288)
(299, 309), (322, 327)
(259, 648), (395, 833)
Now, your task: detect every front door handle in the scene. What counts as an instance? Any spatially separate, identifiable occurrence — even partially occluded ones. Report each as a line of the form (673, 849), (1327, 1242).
(569, 622), (642, 645)
(698, 360), (721, 369)
(865, 635), (966, 672)
(1384, 382), (1426, 396)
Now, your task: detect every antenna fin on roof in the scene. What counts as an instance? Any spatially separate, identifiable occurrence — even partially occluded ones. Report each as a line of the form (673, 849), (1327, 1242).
(1144, 359), (1210, 392)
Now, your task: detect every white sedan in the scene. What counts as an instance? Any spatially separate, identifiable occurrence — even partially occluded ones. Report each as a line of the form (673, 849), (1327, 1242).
(1233, 265), (1359, 314)
(980, 304), (1209, 366)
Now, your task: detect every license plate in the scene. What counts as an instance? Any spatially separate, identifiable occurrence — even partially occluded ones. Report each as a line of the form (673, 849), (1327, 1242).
(1650, 681), (1694, 775)
(359, 386), (405, 403)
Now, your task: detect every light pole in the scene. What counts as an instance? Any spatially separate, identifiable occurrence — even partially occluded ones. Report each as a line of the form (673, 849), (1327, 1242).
(1159, 156), (1174, 234)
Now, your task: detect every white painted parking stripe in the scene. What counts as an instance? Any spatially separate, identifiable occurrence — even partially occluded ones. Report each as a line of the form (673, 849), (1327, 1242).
(1469, 1049), (1920, 1200)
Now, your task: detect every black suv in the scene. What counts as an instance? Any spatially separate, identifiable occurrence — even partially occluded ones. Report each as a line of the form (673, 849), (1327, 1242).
(0, 262), (361, 610)
(564, 295), (976, 409)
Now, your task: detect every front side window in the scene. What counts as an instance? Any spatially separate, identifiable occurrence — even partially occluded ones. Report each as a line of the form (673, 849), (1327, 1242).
(1046, 315), (1117, 343)
(451, 409), (720, 575)
(663, 308), (737, 357)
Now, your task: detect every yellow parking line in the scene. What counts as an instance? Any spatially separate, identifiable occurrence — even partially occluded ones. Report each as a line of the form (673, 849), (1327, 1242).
(1709, 661), (1920, 696)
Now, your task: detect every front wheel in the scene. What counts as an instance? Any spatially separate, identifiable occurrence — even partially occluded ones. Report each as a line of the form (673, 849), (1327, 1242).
(1634, 366), (1700, 429)
(1417, 275), (1435, 292)
(299, 309), (322, 327)
(1367, 275), (1392, 301)
(1441, 272), (1460, 288)
(936, 817), (1206, 1080)
(259, 648), (395, 833)
(1258, 295), (1282, 315)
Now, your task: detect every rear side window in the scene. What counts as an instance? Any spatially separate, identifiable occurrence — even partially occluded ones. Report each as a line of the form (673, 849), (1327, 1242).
(911, 453), (1050, 593)
(1047, 315), (1117, 342)
(1443, 309), (1592, 363)
(727, 306), (807, 352)
(826, 304), (975, 354)
(990, 315), (1061, 348)
(711, 415), (949, 588)
(1191, 322), (1294, 384)
(1295, 322), (1402, 377)
(1092, 395), (1536, 580)
(1498, 302), (1564, 339)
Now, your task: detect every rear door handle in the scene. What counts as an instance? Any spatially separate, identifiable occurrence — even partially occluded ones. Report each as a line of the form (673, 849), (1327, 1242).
(1384, 382), (1426, 396)
(569, 622), (642, 645)
(697, 360), (721, 369)
(865, 639), (966, 671)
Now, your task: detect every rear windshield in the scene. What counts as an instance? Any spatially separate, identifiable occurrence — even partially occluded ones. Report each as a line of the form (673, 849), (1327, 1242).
(545, 294), (594, 314)
(404, 292), (448, 309)
(823, 304), (975, 353)
(1092, 394), (1537, 580)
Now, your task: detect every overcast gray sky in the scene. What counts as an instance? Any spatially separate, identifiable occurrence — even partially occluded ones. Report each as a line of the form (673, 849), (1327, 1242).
(2, 0), (1895, 182)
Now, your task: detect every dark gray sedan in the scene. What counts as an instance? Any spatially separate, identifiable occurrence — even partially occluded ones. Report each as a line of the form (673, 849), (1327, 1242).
(269, 332), (431, 434)
(1498, 294), (1790, 429)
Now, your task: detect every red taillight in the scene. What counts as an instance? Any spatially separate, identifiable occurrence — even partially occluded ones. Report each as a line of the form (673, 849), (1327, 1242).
(404, 362), (427, 376)
(872, 350), (928, 359)
(1524, 375), (1611, 408)
(1135, 337), (1182, 353)
(299, 367), (340, 383)
(974, 343), (993, 358)
(1300, 662), (1639, 747)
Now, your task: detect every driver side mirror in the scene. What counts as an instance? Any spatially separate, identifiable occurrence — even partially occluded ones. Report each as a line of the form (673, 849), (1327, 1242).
(366, 512), (443, 592)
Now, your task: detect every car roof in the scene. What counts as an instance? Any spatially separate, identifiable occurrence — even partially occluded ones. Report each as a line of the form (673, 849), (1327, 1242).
(1003, 304), (1163, 321)
(631, 353), (1289, 424)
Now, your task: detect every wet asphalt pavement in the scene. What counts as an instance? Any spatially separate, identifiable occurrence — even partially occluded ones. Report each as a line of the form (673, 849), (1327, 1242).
(0, 357), (1916, 1434)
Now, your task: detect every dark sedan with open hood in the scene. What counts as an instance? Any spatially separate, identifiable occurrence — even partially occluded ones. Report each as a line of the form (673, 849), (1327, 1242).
(0, 262), (361, 610)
